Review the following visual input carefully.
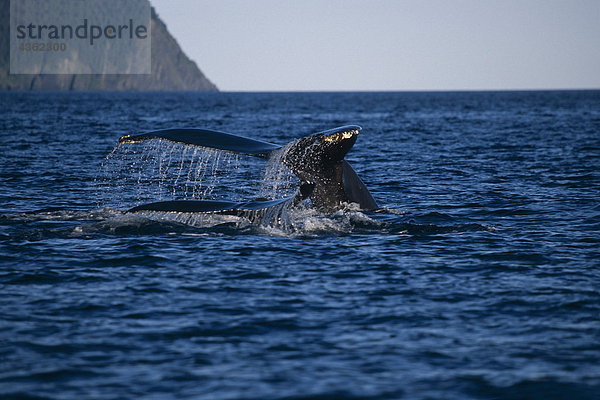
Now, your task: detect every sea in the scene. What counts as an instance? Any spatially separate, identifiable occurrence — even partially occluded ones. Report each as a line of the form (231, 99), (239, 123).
(1, 91), (599, 400)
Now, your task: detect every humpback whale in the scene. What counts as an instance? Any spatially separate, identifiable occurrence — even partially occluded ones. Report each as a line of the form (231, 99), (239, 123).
(118, 125), (378, 215)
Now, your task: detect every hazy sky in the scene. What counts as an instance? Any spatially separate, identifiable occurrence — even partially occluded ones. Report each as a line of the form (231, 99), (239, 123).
(150, 0), (599, 91)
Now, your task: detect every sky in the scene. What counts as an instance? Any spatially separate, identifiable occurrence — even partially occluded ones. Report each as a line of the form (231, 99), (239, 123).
(150, 0), (600, 91)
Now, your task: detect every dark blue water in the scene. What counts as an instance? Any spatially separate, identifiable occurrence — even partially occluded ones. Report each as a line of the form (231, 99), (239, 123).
(1, 91), (599, 400)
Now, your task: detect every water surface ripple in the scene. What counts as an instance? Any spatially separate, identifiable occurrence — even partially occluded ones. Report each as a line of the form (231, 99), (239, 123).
(1, 91), (599, 399)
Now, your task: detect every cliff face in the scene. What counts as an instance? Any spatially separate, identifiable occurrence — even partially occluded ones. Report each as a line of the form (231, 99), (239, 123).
(0, 1), (218, 91)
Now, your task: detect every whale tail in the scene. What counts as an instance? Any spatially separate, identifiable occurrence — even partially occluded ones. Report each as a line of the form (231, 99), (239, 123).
(279, 126), (377, 210)
(119, 125), (378, 211)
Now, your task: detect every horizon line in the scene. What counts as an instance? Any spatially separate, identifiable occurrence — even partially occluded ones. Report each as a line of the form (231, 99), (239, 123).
(1, 88), (599, 94)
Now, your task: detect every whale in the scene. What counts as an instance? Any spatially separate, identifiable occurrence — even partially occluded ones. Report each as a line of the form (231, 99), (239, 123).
(118, 125), (378, 214)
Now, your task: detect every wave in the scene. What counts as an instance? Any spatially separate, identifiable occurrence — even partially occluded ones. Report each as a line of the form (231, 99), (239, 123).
(1, 205), (494, 240)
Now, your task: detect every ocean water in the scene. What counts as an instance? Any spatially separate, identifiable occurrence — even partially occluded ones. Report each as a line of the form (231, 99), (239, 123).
(1, 91), (599, 400)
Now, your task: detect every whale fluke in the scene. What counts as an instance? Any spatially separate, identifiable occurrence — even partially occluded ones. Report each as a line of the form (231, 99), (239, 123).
(128, 197), (291, 214)
(118, 125), (378, 211)
(119, 128), (281, 157)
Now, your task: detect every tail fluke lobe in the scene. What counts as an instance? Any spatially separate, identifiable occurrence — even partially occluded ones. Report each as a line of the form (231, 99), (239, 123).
(119, 128), (281, 157)
(341, 161), (378, 210)
(127, 183), (315, 214)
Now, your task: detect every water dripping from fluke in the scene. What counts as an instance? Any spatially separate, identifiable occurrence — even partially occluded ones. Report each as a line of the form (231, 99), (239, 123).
(97, 125), (384, 233)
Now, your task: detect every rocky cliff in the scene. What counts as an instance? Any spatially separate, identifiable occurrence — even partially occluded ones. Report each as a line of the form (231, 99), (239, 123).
(0, 0), (217, 91)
